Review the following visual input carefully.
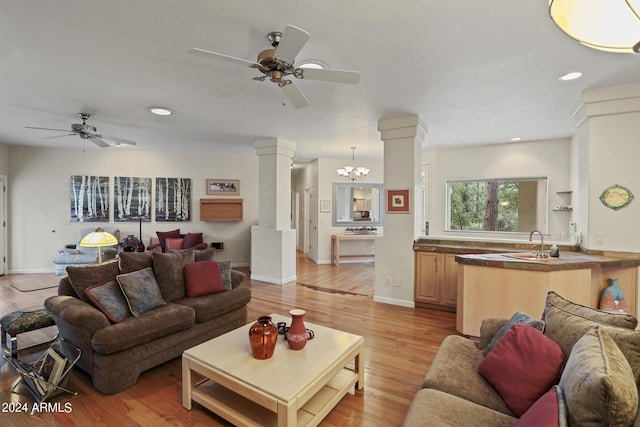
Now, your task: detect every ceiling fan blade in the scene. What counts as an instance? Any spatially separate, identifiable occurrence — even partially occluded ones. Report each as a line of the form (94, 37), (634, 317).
(298, 68), (360, 84)
(25, 126), (74, 132)
(275, 25), (310, 64)
(43, 133), (76, 140)
(89, 137), (110, 148)
(102, 135), (136, 145)
(283, 81), (310, 109)
(188, 48), (259, 67)
(219, 78), (255, 98)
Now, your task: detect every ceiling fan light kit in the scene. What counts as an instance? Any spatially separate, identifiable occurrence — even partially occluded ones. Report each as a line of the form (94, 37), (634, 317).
(548, 0), (640, 53)
(188, 24), (361, 108)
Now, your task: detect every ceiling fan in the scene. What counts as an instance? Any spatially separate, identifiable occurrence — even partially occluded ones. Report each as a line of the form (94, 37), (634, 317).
(188, 25), (360, 108)
(26, 113), (136, 148)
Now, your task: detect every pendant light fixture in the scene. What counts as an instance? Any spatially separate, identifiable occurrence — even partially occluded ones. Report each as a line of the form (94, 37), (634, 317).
(548, 0), (640, 53)
(336, 146), (370, 181)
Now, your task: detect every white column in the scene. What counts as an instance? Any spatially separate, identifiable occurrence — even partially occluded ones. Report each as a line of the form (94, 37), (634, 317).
(374, 115), (426, 307)
(250, 138), (297, 284)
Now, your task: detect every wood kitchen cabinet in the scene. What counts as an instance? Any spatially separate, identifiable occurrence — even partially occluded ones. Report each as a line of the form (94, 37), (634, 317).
(414, 251), (458, 312)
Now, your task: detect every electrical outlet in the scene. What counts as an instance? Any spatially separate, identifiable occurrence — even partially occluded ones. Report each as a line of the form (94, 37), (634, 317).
(393, 277), (401, 287)
(561, 233), (568, 241)
(595, 233), (604, 244)
(385, 277), (392, 287)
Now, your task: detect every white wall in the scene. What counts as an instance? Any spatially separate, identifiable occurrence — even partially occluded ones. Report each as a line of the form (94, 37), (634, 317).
(0, 143), (8, 175)
(586, 111), (640, 252)
(423, 138), (572, 243)
(7, 146), (258, 273)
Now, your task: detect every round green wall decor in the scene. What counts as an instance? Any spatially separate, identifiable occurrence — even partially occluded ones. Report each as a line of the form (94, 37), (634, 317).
(599, 184), (634, 211)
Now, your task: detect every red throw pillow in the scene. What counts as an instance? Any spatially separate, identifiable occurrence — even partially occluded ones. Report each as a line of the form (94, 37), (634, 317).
(478, 324), (565, 416)
(165, 237), (184, 251)
(183, 232), (203, 249)
(513, 385), (566, 427)
(156, 229), (180, 251)
(183, 260), (224, 297)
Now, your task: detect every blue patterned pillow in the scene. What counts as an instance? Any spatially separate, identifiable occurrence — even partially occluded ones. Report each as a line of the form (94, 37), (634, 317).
(116, 267), (166, 316)
(85, 279), (131, 323)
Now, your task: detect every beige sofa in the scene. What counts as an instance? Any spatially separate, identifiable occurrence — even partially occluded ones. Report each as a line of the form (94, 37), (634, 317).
(44, 249), (251, 394)
(403, 292), (640, 426)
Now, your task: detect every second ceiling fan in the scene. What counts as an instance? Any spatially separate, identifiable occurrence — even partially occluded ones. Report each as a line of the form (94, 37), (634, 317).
(188, 25), (360, 108)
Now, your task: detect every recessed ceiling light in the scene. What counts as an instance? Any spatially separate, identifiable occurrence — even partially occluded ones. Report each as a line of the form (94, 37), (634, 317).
(510, 137), (521, 142)
(297, 59), (328, 70)
(559, 72), (583, 81)
(148, 106), (173, 116)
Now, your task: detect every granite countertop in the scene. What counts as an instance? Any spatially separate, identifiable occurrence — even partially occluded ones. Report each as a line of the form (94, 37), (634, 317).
(413, 239), (640, 272)
(454, 252), (640, 272)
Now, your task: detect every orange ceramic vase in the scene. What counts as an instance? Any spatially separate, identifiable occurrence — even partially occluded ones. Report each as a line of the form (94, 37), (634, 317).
(286, 309), (308, 350)
(249, 316), (278, 359)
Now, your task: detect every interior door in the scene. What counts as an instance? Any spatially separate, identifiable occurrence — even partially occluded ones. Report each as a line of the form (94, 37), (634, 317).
(308, 186), (318, 261)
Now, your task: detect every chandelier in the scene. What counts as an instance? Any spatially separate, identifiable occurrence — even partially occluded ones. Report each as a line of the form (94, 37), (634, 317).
(336, 146), (370, 181)
(548, 0), (640, 53)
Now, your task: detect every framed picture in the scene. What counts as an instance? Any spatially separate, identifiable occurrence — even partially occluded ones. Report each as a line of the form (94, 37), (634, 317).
(156, 177), (191, 222)
(70, 175), (110, 222)
(387, 189), (410, 213)
(320, 200), (331, 213)
(206, 179), (240, 196)
(114, 177), (152, 222)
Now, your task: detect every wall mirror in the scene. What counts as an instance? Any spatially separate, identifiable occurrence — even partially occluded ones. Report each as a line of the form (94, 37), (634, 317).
(446, 177), (547, 233)
(332, 182), (383, 227)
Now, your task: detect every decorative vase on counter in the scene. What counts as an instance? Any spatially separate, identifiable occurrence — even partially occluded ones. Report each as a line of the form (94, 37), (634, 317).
(249, 316), (278, 360)
(599, 278), (628, 313)
(121, 235), (142, 252)
(286, 309), (308, 350)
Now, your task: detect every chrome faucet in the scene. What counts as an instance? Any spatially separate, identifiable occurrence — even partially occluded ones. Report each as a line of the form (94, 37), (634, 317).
(529, 230), (547, 258)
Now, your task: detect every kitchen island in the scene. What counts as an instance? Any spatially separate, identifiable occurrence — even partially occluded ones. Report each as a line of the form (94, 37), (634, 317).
(455, 251), (640, 336)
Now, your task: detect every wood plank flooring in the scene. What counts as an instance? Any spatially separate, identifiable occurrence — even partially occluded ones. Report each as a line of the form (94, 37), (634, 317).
(0, 254), (457, 427)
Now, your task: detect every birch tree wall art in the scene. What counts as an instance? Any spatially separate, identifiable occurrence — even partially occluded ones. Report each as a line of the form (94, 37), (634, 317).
(70, 175), (110, 222)
(114, 177), (152, 222)
(155, 177), (191, 222)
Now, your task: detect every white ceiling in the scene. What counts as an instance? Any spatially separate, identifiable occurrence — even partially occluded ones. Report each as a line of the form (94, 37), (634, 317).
(1, 1), (639, 162)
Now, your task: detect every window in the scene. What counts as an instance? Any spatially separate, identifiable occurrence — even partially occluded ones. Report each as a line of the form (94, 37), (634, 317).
(446, 177), (547, 233)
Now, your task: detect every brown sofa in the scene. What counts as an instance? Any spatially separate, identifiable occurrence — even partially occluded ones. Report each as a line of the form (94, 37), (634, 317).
(44, 249), (251, 394)
(403, 292), (640, 426)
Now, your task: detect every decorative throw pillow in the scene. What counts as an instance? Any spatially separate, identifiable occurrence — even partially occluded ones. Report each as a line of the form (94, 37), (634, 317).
(156, 229), (180, 251)
(165, 237), (184, 251)
(182, 232), (203, 249)
(116, 267), (166, 316)
(66, 258), (120, 303)
(478, 324), (565, 417)
(217, 260), (232, 290)
(118, 251), (153, 274)
(183, 260), (224, 297)
(559, 326), (638, 427)
(151, 248), (195, 301)
(481, 311), (545, 356)
(194, 247), (215, 262)
(513, 385), (567, 427)
(85, 279), (131, 323)
(543, 291), (639, 358)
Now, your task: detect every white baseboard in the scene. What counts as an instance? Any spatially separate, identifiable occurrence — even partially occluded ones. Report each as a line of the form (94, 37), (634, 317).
(250, 274), (297, 285)
(373, 295), (415, 308)
(8, 268), (56, 274)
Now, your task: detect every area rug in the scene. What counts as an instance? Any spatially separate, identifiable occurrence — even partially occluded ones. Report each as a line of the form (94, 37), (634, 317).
(10, 278), (59, 292)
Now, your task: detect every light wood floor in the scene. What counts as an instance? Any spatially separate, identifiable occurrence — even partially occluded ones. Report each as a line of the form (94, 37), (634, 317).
(0, 253), (457, 427)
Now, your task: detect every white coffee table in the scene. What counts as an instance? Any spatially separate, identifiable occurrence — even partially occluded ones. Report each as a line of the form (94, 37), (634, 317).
(182, 313), (365, 427)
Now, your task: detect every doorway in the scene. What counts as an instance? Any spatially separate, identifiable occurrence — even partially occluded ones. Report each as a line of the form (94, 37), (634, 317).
(0, 176), (6, 275)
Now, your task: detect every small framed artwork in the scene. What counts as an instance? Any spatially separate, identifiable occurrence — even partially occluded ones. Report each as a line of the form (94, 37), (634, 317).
(387, 189), (410, 213)
(206, 179), (240, 196)
(320, 200), (331, 213)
